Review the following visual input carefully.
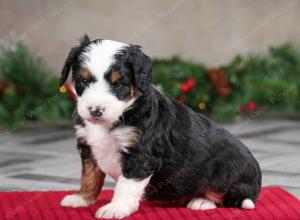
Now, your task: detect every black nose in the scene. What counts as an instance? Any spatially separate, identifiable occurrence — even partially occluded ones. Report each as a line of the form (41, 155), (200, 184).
(89, 106), (104, 117)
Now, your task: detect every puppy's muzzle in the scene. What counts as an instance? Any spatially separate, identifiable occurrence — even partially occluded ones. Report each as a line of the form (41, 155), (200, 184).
(88, 106), (105, 117)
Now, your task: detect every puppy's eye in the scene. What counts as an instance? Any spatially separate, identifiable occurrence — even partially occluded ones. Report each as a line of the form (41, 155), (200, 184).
(81, 79), (88, 87)
(113, 80), (122, 88)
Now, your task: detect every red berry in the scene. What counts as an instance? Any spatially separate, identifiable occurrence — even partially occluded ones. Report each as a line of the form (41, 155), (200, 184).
(186, 79), (196, 89)
(248, 101), (256, 112)
(181, 83), (190, 93)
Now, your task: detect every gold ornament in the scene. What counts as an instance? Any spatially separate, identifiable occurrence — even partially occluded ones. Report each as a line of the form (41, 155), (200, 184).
(59, 85), (67, 93)
(198, 102), (206, 110)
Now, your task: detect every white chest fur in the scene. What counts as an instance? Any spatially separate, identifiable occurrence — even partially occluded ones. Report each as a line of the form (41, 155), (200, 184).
(75, 122), (138, 180)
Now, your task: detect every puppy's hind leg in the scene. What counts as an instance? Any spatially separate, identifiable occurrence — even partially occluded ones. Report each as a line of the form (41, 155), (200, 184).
(187, 198), (217, 210)
(61, 141), (105, 208)
(187, 186), (225, 210)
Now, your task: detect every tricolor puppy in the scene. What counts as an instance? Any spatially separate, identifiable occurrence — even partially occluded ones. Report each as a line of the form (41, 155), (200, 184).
(59, 35), (261, 219)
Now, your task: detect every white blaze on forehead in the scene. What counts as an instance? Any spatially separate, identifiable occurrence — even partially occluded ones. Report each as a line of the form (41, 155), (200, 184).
(81, 40), (128, 79)
(76, 39), (134, 124)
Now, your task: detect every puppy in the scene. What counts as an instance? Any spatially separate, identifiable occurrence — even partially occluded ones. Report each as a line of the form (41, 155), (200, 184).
(60, 35), (261, 219)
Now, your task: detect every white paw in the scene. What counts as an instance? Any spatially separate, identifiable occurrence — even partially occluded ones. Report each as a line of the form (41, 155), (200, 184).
(241, 198), (255, 209)
(95, 202), (137, 219)
(60, 194), (91, 208)
(187, 198), (217, 210)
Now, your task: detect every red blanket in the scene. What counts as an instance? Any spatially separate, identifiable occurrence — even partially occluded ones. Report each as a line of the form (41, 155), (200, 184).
(0, 187), (299, 220)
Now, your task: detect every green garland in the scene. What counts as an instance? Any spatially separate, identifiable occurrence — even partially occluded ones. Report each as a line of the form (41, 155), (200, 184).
(0, 43), (74, 131)
(153, 43), (300, 122)
(0, 42), (299, 131)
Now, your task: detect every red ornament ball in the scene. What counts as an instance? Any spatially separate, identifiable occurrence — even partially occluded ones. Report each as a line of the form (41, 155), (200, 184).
(186, 79), (196, 89)
(181, 79), (196, 94)
(181, 83), (190, 93)
(248, 101), (256, 112)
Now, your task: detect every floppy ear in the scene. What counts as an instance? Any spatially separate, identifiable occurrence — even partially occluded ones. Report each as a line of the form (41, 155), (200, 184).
(59, 47), (78, 87)
(59, 34), (90, 86)
(131, 46), (152, 93)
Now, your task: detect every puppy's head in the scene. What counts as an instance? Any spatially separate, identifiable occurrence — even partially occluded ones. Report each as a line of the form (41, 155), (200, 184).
(59, 35), (152, 125)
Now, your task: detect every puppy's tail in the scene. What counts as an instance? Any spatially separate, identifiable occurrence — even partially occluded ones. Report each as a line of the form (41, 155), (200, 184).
(241, 198), (255, 209)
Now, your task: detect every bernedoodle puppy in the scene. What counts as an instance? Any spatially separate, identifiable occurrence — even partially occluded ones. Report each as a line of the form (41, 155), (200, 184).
(59, 35), (261, 219)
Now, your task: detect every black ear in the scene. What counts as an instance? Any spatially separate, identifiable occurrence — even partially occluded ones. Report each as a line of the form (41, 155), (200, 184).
(59, 47), (78, 87)
(59, 34), (90, 86)
(131, 46), (152, 93)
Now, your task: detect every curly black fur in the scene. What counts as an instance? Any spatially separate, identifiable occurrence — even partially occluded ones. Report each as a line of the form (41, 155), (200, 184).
(115, 87), (261, 207)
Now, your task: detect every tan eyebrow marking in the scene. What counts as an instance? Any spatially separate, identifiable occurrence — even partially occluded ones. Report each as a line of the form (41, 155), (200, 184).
(80, 68), (91, 80)
(111, 71), (122, 83)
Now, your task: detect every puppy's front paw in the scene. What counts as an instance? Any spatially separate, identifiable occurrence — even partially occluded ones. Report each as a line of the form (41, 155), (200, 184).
(60, 194), (92, 208)
(95, 202), (137, 219)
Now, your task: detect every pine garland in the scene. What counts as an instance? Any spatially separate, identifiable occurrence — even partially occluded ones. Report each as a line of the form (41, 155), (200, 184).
(0, 42), (299, 131)
(153, 43), (300, 122)
(0, 43), (74, 130)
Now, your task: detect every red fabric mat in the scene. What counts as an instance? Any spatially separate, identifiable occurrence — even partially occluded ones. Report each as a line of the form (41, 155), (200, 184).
(0, 187), (300, 220)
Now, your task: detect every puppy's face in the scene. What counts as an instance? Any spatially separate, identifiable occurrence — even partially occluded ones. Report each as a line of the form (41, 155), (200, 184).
(59, 35), (152, 125)
(75, 40), (136, 125)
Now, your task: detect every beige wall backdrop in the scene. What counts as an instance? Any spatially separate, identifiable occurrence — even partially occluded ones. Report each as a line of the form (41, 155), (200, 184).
(0, 0), (300, 74)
